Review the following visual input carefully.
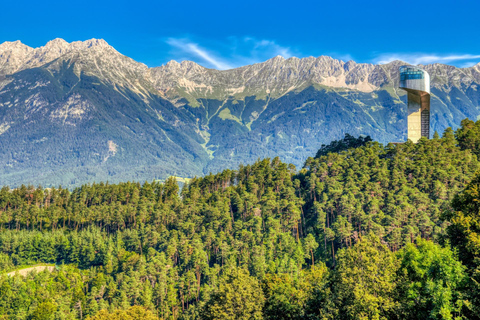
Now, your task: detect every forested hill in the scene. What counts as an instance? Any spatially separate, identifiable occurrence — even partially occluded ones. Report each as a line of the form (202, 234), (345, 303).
(0, 119), (480, 319)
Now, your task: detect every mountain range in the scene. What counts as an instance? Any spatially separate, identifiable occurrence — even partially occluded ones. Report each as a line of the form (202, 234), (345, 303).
(1, 38), (479, 187)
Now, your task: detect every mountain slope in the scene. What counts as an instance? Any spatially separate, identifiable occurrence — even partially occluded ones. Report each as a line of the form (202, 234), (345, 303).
(0, 38), (479, 187)
(149, 58), (480, 173)
(0, 39), (209, 186)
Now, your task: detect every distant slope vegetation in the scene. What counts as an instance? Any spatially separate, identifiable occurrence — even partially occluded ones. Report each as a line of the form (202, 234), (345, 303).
(0, 64), (208, 187)
(1, 39), (480, 187)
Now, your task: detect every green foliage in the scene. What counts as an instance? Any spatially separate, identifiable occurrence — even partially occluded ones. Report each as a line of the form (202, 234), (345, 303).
(0, 253), (14, 272)
(315, 133), (372, 158)
(262, 267), (329, 320)
(0, 119), (478, 319)
(0, 158), (307, 319)
(87, 306), (159, 320)
(331, 233), (398, 320)
(201, 268), (264, 320)
(444, 171), (480, 319)
(445, 172), (480, 267)
(302, 126), (479, 265)
(456, 118), (480, 157)
(31, 301), (57, 320)
(395, 239), (467, 320)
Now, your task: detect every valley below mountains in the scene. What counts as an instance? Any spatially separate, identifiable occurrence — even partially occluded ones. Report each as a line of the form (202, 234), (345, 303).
(1, 38), (480, 187)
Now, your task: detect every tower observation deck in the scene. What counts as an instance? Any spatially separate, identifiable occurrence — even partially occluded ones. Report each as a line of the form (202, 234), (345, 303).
(399, 66), (431, 143)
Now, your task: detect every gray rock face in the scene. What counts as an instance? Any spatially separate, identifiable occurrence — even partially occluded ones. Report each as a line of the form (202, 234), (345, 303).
(149, 56), (382, 99)
(0, 38), (479, 187)
(0, 40), (34, 75)
(149, 56), (480, 97)
(0, 39), (111, 75)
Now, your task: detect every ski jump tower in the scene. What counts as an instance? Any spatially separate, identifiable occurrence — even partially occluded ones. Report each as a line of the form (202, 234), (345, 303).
(399, 66), (431, 143)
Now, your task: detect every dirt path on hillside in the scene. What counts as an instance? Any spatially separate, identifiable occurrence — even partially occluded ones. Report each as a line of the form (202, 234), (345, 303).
(6, 265), (55, 277)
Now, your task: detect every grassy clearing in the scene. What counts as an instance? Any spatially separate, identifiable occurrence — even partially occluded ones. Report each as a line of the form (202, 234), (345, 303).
(2, 263), (56, 276)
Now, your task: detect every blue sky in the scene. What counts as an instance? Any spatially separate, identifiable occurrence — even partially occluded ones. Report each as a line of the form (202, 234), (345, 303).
(1, 0), (479, 69)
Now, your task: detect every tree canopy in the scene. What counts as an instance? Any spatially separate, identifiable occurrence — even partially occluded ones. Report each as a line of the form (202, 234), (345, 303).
(0, 118), (479, 319)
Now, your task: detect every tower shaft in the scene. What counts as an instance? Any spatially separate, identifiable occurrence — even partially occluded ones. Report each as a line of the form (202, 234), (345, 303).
(407, 91), (430, 142)
(399, 66), (431, 143)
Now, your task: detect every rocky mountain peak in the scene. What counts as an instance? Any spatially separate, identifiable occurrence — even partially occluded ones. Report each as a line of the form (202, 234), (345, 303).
(149, 60), (208, 90)
(165, 60), (180, 67)
(44, 38), (69, 49)
(0, 38), (118, 76)
(343, 60), (357, 71)
(82, 38), (109, 48)
(0, 40), (34, 75)
(44, 39), (151, 94)
(380, 60), (405, 66)
(3, 37), (480, 102)
(0, 40), (32, 51)
(148, 55), (392, 98)
(179, 60), (203, 70)
(270, 55), (286, 62)
(160, 60), (204, 73)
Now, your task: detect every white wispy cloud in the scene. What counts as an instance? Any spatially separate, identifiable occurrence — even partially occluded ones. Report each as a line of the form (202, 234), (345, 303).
(458, 61), (479, 68)
(247, 38), (294, 59)
(166, 38), (233, 70)
(335, 54), (354, 62)
(374, 53), (480, 66)
(165, 36), (297, 69)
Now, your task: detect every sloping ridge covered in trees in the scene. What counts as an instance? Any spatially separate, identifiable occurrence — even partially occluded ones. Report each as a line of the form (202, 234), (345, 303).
(0, 119), (479, 319)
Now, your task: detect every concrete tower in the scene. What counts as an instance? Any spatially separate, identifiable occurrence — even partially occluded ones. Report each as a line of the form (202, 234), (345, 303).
(399, 66), (431, 142)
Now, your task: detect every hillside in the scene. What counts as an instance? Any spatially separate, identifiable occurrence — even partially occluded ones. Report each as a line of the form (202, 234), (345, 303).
(0, 119), (480, 319)
(1, 39), (480, 187)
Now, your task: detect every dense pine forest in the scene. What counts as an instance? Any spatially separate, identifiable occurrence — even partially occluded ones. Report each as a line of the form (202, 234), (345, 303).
(1, 118), (480, 319)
